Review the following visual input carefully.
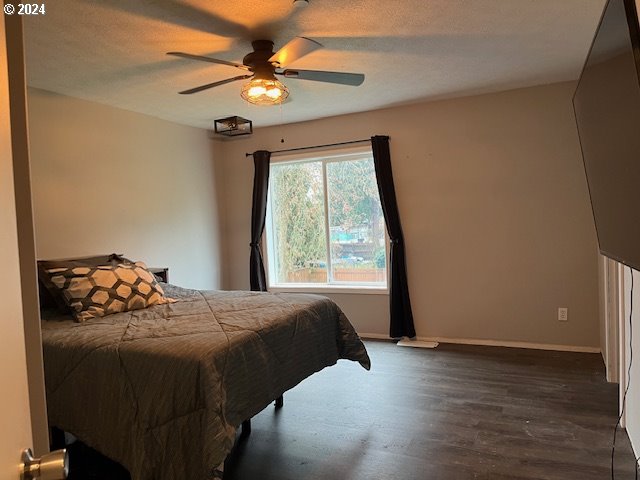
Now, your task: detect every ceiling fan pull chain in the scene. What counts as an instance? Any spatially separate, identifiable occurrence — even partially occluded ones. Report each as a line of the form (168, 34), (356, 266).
(280, 102), (285, 143)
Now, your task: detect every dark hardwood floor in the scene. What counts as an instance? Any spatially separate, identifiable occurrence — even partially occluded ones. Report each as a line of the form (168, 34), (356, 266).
(66, 340), (638, 479)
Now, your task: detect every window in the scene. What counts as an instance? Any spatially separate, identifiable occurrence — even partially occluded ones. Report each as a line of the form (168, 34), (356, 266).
(265, 148), (387, 292)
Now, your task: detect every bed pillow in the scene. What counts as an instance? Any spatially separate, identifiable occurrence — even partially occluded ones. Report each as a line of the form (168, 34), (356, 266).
(39, 261), (176, 322)
(37, 254), (132, 312)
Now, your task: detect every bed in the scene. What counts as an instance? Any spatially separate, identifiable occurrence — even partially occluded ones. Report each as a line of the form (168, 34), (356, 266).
(41, 282), (371, 480)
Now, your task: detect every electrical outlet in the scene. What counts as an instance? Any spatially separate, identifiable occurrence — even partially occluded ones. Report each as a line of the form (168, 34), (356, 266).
(558, 307), (568, 322)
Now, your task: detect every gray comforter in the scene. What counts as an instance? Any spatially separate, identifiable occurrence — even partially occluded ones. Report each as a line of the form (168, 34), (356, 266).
(41, 284), (371, 480)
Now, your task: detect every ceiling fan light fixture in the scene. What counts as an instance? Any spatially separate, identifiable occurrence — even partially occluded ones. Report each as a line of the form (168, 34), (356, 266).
(241, 78), (289, 105)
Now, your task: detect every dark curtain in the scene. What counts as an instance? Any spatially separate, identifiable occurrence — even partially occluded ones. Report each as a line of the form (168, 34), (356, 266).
(249, 150), (271, 292)
(371, 135), (416, 338)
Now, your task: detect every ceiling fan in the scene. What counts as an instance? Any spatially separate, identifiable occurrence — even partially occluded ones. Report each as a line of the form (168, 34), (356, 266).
(167, 37), (365, 105)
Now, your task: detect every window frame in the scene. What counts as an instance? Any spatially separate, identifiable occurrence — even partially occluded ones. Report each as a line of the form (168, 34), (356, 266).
(264, 145), (389, 295)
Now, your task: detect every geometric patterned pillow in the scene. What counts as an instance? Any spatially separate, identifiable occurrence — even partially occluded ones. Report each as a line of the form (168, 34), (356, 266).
(41, 261), (176, 322)
(37, 253), (134, 313)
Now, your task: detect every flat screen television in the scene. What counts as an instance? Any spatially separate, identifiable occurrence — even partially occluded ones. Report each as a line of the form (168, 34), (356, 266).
(573, 0), (640, 270)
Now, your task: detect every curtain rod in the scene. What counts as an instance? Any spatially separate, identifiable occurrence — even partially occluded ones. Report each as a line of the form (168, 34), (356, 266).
(245, 138), (372, 157)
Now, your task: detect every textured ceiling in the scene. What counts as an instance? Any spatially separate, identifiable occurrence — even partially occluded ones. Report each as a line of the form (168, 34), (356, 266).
(23, 0), (606, 129)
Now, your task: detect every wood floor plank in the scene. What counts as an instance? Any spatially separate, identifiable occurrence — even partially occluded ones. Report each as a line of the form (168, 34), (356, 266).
(67, 340), (637, 479)
(224, 341), (637, 480)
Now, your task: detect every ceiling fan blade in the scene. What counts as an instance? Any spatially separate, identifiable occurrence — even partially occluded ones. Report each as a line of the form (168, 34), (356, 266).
(167, 52), (251, 71)
(85, 0), (250, 38)
(280, 69), (365, 86)
(178, 75), (253, 95)
(269, 37), (323, 67)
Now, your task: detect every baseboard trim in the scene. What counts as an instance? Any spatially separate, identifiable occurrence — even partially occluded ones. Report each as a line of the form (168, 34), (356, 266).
(359, 333), (601, 354)
(359, 333), (392, 340)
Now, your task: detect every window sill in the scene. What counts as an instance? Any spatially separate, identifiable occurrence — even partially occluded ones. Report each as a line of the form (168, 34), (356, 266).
(268, 284), (389, 295)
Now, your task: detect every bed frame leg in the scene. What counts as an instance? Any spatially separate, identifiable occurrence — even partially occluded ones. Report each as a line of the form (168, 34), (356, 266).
(239, 396), (282, 439)
(240, 419), (251, 438)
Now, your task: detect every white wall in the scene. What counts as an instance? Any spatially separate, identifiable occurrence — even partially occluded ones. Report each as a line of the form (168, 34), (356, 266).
(218, 81), (600, 348)
(27, 88), (225, 289)
(622, 267), (640, 459)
